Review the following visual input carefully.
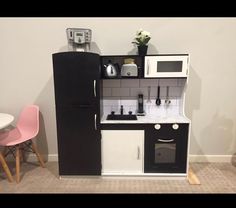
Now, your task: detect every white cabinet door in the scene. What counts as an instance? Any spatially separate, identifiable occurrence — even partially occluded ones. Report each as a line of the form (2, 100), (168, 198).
(102, 130), (144, 174)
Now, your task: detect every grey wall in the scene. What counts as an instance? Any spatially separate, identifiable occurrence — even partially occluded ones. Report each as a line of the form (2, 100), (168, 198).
(1, 18), (236, 160)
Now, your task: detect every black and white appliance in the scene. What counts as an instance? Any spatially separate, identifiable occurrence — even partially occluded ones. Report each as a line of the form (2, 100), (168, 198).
(137, 94), (145, 116)
(52, 52), (101, 175)
(144, 123), (189, 173)
(66, 28), (92, 52)
(121, 58), (138, 77)
(144, 54), (189, 78)
(121, 64), (138, 77)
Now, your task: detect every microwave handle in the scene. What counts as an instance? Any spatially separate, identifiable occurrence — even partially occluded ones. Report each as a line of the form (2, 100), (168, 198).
(147, 59), (150, 75)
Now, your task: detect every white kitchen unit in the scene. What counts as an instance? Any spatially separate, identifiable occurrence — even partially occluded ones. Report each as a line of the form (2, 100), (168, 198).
(101, 130), (144, 175)
(144, 55), (189, 78)
(100, 53), (191, 178)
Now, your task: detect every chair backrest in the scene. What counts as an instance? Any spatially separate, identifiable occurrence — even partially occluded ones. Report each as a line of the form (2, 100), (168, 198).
(16, 105), (39, 138)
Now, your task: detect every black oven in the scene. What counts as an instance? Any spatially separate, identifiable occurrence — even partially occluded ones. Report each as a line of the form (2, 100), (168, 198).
(144, 123), (189, 173)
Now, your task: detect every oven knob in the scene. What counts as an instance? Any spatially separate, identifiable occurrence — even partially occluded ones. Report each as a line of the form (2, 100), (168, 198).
(172, 124), (179, 130)
(154, 124), (161, 130)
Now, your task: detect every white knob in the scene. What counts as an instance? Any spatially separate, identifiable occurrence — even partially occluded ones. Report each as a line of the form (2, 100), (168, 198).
(154, 124), (161, 130)
(172, 124), (179, 130)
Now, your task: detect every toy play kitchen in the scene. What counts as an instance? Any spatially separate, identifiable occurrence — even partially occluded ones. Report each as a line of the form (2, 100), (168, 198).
(52, 28), (191, 178)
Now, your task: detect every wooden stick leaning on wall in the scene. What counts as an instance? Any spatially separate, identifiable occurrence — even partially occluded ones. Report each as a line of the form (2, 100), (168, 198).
(188, 167), (201, 185)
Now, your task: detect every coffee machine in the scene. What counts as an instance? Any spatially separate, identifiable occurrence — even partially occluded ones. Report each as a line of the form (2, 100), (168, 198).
(66, 28), (92, 52)
(137, 94), (145, 116)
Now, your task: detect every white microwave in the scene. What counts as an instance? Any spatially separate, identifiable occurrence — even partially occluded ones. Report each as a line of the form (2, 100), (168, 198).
(144, 55), (189, 78)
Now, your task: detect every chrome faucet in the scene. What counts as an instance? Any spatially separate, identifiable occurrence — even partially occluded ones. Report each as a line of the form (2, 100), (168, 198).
(120, 105), (124, 115)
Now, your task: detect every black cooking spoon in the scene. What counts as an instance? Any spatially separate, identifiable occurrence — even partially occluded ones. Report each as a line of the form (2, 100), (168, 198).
(156, 86), (161, 106)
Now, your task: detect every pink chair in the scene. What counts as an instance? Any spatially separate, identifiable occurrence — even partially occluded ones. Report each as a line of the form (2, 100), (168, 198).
(0, 105), (45, 183)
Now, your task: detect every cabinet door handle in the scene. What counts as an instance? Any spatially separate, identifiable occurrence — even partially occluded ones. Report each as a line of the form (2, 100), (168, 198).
(137, 146), (140, 160)
(157, 139), (174, 143)
(94, 80), (96, 97)
(147, 59), (150, 75)
(94, 114), (97, 130)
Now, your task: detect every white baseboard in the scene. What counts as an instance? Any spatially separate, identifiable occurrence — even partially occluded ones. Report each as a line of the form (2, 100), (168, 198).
(11, 154), (235, 163)
(189, 155), (235, 163)
(8, 154), (58, 162)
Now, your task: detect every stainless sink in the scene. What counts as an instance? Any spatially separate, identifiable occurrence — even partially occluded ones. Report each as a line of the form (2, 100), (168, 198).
(106, 114), (137, 120)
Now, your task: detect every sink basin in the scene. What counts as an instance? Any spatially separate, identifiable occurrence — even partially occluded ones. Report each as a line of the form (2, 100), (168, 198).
(107, 114), (137, 120)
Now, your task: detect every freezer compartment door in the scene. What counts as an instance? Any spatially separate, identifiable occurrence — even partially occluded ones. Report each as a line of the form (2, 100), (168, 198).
(56, 106), (101, 175)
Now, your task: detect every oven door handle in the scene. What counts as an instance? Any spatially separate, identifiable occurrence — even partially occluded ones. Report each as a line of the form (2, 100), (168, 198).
(157, 139), (174, 143)
(137, 146), (140, 160)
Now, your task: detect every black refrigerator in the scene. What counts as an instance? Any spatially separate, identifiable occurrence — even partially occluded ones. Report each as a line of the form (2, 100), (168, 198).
(52, 52), (101, 175)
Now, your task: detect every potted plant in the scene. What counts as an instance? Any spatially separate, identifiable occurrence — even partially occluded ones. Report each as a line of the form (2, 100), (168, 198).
(132, 29), (151, 56)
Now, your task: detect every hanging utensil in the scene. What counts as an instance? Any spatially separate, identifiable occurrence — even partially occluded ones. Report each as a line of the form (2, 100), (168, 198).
(147, 86), (151, 103)
(165, 86), (171, 104)
(156, 85), (161, 106)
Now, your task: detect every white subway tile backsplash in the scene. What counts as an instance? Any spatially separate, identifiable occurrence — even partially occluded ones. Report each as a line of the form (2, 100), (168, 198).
(121, 79), (139, 87)
(101, 78), (184, 118)
(159, 86), (181, 98)
(159, 79), (178, 86)
(111, 88), (120, 97)
(177, 78), (187, 86)
(176, 98), (183, 107)
(128, 105), (137, 114)
(130, 87), (148, 97)
(103, 99), (120, 106)
(120, 99), (137, 106)
(159, 86), (166, 97)
(140, 79), (158, 87)
(103, 106), (112, 115)
(103, 88), (112, 97)
(112, 88), (130, 97)
(150, 86), (157, 98)
(102, 79), (120, 87)
(169, 87), (181, 97)
(111, 105), (120, 114)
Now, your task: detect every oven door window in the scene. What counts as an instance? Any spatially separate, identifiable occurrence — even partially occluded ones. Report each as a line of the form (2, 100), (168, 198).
(155, 143), (176, 164)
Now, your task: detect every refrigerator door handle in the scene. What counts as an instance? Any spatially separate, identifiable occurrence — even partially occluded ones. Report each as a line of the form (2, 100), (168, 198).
(94, 80), (96, 97)
(94, 114), (97, 130)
